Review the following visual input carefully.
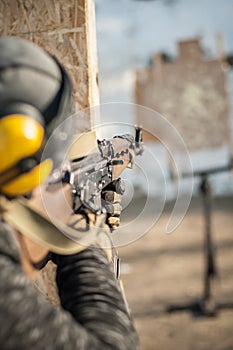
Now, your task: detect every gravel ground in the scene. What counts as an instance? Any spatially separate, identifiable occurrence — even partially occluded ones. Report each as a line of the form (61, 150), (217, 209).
(119, 195), (233, 350)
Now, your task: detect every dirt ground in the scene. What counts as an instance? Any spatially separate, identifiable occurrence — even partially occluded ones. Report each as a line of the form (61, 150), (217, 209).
(119, 195), (233, 350)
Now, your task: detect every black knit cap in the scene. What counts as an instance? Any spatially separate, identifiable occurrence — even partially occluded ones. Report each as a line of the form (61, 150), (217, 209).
(0, 36), (73, 135)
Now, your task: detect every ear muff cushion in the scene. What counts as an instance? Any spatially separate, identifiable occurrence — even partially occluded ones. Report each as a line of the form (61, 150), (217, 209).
(0, 114), (53, 195)
(1, 159), (53, 196)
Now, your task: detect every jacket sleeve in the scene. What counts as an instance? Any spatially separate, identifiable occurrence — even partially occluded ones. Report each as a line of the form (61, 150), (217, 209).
(0, 223), (139, 350)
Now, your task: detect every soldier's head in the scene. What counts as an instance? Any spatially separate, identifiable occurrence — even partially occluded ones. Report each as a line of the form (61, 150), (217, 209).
(0, 36), (73, 197)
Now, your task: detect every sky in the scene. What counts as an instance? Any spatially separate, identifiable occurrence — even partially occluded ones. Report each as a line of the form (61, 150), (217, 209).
(95, 0), (233, 105)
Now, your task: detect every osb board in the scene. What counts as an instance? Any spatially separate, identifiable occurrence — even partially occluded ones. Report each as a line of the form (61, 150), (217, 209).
(0, 0), (100, 303)
(34, 261), (60, 306)
(0, 0), (100, 129)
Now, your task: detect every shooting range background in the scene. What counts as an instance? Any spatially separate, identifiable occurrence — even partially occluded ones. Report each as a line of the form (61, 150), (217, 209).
(95, 1), (233, 349)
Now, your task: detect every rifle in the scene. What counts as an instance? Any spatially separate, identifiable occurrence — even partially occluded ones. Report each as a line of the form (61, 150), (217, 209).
(59, 126), (143, 215)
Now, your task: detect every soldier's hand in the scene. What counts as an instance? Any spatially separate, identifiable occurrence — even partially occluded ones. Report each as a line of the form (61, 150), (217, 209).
(101, 178), (125, 231)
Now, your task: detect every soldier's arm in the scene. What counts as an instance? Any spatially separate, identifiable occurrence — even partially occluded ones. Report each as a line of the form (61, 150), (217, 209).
(0, 223), (139, 350)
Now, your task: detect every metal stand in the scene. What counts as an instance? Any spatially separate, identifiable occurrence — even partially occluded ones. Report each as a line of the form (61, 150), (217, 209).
(199, 175), (217, 315)
(167, 163), (233, 317)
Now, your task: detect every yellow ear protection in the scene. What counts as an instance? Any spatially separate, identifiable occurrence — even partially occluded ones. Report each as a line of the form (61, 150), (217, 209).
(0, 51), (72, 197)
(0, 103), (53, 196)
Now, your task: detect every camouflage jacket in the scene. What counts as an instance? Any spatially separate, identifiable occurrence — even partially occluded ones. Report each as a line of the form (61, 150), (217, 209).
(0, 222), (139, 350)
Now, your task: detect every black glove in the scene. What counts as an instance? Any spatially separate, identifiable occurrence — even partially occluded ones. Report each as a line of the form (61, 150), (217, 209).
(101, 178), (125, 231)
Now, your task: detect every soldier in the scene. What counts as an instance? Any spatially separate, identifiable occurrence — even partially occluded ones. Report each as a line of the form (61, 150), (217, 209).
(0, 36), (138, 350)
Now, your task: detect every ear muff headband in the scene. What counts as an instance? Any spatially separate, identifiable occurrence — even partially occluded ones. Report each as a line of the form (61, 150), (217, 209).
(44, 59), (73, 135)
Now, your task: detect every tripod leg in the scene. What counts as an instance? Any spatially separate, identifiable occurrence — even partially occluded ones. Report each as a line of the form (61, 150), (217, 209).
(201, 176), (217, 315)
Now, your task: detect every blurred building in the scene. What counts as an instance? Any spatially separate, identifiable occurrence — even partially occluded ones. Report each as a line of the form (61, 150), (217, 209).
(135, 37), (230, 151)
(133, 37), (233, 198)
